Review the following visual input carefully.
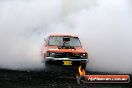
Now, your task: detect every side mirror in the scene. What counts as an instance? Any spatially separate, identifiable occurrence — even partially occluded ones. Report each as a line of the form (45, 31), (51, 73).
(44, 38), (47, 46)
(44, 38), (46, 42)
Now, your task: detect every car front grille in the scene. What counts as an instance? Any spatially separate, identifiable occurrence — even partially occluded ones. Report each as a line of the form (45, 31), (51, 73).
(55, 52), (82, 59)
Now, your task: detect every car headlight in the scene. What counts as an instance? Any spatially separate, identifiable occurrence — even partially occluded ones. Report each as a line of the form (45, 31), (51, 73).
(47, 52), (56, 57)
(80, 53), (88, 59)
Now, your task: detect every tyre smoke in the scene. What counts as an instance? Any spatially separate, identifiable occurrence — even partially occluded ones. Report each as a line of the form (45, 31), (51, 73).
(0, 0), (132, 73)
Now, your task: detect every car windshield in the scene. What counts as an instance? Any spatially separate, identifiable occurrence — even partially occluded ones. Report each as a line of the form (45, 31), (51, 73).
(48, 36), (82, 47)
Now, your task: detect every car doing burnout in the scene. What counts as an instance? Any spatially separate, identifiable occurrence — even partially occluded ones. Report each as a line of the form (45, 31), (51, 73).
(41, 34), (88, 75)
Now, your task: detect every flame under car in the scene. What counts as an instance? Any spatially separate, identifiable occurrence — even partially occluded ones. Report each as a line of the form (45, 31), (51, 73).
(41, 34), (88, 75)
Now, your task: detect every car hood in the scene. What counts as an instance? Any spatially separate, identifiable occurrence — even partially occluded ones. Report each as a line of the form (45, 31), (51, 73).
(47, 46), (86, 53)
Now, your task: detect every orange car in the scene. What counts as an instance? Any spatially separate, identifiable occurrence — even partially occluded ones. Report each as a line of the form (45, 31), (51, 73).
(41, 34), (88, 76)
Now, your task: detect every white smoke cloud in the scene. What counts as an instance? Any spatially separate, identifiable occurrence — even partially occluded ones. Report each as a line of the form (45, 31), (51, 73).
(0, 0), (132, 73)
(67, 0), (132, 73)
(0, 0), (62, 70)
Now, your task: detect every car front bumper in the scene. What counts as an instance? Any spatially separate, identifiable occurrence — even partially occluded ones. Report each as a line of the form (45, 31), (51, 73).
(43, 57), (88, 72)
